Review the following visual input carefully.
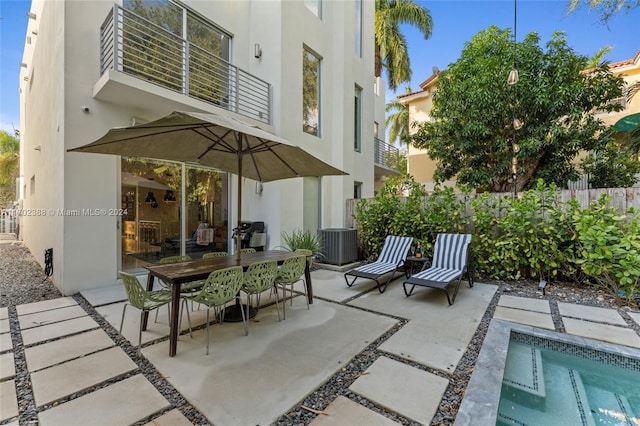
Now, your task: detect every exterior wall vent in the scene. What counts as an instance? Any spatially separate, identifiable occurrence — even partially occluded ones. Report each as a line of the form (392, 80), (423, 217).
(318, 228), (358, 265)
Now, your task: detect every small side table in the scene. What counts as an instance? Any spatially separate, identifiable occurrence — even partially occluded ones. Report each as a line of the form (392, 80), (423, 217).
(404, 256), (431, 278)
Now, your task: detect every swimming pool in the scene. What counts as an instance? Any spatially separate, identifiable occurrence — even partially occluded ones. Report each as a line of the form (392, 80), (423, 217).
(455, 320), (640, 425)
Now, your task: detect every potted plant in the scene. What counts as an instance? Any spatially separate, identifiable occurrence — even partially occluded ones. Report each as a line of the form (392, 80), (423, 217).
(280, 229), (324, 261)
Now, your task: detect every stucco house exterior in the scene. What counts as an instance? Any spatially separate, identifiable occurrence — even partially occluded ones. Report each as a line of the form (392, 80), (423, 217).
(399, 50), (640, 191)
(19, 0), (394, 295)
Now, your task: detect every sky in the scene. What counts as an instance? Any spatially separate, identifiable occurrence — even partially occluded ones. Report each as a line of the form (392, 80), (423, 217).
(0, 0), (639, 136)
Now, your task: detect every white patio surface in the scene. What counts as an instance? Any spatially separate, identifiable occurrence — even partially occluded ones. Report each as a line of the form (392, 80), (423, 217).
(2, 268), (639, 425)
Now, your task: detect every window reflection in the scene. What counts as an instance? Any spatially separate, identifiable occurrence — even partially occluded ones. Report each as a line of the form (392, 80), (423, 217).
(121, 158), (226, 271)
(303, 47), (321, 137)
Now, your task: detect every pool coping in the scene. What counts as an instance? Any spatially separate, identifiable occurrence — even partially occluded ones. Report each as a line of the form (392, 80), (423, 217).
(454, 319), (640, 426)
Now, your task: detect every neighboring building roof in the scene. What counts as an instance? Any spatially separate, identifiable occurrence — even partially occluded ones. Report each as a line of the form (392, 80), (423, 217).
(397, 70), (440, 103)
(581, 49), (640, 75)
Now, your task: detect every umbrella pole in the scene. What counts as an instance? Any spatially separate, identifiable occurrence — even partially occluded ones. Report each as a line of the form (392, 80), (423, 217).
(236, 153), (242, 261)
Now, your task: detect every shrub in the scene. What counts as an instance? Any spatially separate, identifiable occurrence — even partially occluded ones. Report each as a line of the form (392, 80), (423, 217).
(472, 180), (578, 281)
(355, 178), (469, 260)
(573, 195), (640, 305)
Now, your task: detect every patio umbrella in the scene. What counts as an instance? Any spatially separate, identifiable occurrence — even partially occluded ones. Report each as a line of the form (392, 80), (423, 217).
(68, 111), (347, 259)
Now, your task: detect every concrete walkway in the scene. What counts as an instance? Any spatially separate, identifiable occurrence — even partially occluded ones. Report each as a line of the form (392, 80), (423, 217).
(1, 270), (639, 425)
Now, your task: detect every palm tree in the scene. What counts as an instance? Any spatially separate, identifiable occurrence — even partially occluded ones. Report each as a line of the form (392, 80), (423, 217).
(0, 130), (19, 207)
(385, 99), (411, 145)
(375, 0), (433, 91)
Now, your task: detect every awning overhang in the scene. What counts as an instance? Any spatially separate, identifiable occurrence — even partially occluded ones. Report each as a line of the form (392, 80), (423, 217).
(613, 113), (640, 133)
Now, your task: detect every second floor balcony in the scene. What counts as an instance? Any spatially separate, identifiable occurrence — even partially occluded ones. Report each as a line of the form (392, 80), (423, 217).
(98, 4), (271, 125)
(374, 137), (401, 175)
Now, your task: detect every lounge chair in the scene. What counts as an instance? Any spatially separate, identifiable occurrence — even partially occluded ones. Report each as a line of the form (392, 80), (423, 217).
(402, 233), (473, 305)
(344, 235), (413, 293)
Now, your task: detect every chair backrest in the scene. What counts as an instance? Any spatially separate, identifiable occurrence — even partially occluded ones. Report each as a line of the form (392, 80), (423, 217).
(159, 255), (192, 264)
(196, 266), (244, 305)
(294, 248), (313, 267)
(243, 260), (278, 293)
(431, 233), (472, 270)
(278, 255), (307, 283)
(241, 248), (257, 254)
(119, 271), (148, 310)
(377, 236), (413, 264)
(202, 252), (229, 259)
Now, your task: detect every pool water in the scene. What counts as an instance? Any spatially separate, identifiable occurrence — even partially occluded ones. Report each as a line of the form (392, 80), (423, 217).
(497, 334), (640, 425)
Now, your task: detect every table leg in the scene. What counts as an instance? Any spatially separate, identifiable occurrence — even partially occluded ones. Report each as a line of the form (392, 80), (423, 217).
(305, 261), (313, 305)
(169, 282), (180, 357)
(141, 273), (154, 331)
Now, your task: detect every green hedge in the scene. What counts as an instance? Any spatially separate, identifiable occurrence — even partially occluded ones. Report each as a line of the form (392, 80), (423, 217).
(353, 178), (639, 305)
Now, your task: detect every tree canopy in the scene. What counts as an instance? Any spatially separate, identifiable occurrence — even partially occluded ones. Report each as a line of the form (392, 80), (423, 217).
(568, 0), (640, 22)
(374, 0), (432, 91)
(409, 26), (628, 192)
(0, 130), (20, 207)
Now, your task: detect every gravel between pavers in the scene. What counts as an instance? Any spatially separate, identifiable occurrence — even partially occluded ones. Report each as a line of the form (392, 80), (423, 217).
(2, 241), (639, 425)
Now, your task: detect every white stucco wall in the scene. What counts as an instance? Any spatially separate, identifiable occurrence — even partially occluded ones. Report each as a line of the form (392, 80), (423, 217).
(20, 0), (382, 294)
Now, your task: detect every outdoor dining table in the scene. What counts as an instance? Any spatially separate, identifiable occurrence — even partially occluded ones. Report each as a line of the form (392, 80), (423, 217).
(142, 250), (313, 357)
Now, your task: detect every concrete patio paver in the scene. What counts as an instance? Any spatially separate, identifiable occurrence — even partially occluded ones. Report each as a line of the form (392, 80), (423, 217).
(310, 268), (379, 302)
(0, 379), (18, 422)
(353, 282), (496, 372)
(24, 329), (115, 372)
(0, 318), (9, 334)
(562, 317), (640, 348)
(629, 311), (640, 327)
(30, 346), (138, 407)
(18, 305), (88, 330)
(349, 356), (449, 425)
(16, 297), (77, 316)
(143, 299), (398, 426)
(20, 315), (100, 346)
(498, 295), (551, 313)
(558, 302), (627, 325)
(143, 409), (194, 426)
(0, 307), (8, 319)
(309, 395), (400, 425)
(0, 351), (15, 380)
(37, 374), (170, 426)
(0, 332), (12, 353)
(492, 306), (555, 330)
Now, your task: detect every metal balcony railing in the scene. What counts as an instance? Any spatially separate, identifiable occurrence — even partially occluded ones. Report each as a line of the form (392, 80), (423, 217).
(100, 5), (271, 124)
(374, 137), (401, 172)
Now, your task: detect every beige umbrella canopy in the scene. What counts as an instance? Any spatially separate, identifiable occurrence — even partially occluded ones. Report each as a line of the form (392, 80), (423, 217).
(68, 110), (348, 258)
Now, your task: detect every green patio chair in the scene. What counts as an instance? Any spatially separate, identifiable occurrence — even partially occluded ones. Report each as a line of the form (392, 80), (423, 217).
(240, 248), (257, 254)
(202, 251), (229, 259)
(179, 266), (246, 355)
(241, 260), (279, 332)
(119, 271), (172, 348)
(274, 254), (308, 320)
(159, 254), (203, 312)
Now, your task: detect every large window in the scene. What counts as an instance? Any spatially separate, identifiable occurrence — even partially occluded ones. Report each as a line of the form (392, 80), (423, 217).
(121, 158), (226, 271)
(355, 0), (362, 56)
(354, 85), (362, 151)
(304, 0), (322, 18)
(303, 47), (321, 137)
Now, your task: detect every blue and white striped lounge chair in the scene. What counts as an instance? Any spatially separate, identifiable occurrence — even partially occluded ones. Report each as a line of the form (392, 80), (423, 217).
(403, 233), (473, 305)
(344, 235), (413, 293)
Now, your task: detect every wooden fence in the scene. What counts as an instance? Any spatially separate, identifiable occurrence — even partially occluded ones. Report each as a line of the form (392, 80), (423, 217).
(345, 187), (640, 229)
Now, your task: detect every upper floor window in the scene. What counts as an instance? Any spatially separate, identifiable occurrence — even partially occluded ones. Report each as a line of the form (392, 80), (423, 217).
(355, 0), (362, 56)
(305, 0), (322, 18)
(303, 47), (321, 137)
(354, 85), (362, 151)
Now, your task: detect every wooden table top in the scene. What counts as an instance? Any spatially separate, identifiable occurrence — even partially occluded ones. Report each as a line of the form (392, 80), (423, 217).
(144, 250), (302, 284)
